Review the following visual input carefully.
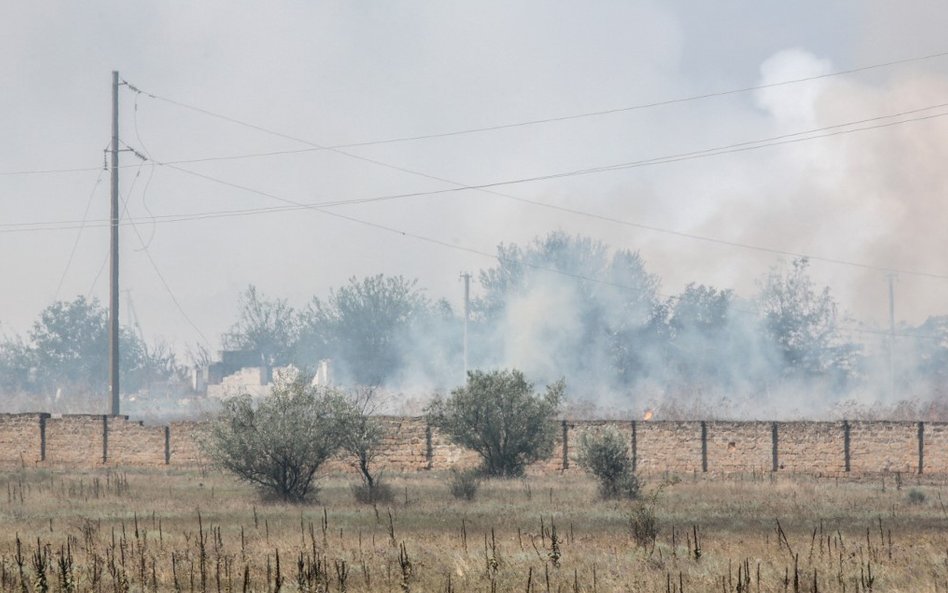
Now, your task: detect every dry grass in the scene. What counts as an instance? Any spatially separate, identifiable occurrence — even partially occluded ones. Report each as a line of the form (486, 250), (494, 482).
(1, 467), (947, 592)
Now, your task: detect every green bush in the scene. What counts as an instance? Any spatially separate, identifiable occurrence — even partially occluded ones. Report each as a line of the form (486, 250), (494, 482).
(448, 469), (482, 501)
(351, 481), (395, 504)
(907, 488), (926, 505)
(205, 376), (348, 503)
(577, 427), (640, 500)
(426, 369), (564, 477)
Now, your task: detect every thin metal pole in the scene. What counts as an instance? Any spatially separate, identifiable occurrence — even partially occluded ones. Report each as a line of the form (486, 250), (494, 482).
(109, 70), (120, 416)
(460, 272), (471, 377)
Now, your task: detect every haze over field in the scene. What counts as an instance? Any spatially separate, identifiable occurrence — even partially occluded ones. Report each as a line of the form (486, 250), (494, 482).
(3, 2), (948, 417)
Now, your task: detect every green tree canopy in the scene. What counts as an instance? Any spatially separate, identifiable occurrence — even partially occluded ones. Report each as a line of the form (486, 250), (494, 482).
(297, 275), (432, 384)
(426, 369), (564, 477)
(205, 376), (349, 502)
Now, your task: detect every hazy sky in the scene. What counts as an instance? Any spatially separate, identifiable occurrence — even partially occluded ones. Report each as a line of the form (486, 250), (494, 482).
(3, 2), (948, 354)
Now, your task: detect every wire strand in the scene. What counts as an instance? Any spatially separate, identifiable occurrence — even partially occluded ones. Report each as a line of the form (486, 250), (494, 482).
(130, 47), (948, 150)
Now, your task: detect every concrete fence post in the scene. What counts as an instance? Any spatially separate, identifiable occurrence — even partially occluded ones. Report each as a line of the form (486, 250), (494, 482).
(39, 414), (49, 462)
(102, 415), (109, 464)
(561, 420), (569, 470)
(425, 423), (433, 470)
(843, 420), (851, 472)
(631, 420), (638, 473)
(701, 421), (708, 473)
(164, 426), (171, 465)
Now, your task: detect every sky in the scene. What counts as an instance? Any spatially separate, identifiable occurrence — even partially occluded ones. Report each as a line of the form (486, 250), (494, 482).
(3, 1), (948, 356)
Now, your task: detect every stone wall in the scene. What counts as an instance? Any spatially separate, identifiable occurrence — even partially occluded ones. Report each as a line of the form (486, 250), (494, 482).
(106, 418), (168, 466)
(776, 421), (846, 474)
(925, 422), (948, 474)
(0, 413), (45, 467)
(1, 413), (946, 477)
(636, 421), (704, 474)
(706, 421), (773, 474)
(45, 415), (106, 466)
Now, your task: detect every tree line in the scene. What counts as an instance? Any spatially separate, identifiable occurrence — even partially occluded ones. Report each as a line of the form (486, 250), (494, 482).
(2, 231), (947, 411)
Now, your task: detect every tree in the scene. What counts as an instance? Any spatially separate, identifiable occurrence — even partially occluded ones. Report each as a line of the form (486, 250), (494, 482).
(337, 385), (392, 502)
(0, 334), (33, 393)
(205, 375), (348, 502)
(223, 285), (298, 367)
(25, 296), (165, 396)
(426, 369), (564, 477)
(474, 232), (662, 388)
(756, 258), (858, 380)
(297, 275), (432, 384)
(663, 284), (740, 387)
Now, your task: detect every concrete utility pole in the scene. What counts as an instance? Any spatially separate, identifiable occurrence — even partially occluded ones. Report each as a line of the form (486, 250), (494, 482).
(887, 273), (897, 400)
(109, 70), (121, 416)
(460, 272), (471, 377)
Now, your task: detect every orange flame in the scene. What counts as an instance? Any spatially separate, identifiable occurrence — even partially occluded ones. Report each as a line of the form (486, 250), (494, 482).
(642, 409), (654, 421)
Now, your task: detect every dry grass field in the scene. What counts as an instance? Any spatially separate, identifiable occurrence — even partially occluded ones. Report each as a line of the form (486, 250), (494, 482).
(1, 468), (947, 592)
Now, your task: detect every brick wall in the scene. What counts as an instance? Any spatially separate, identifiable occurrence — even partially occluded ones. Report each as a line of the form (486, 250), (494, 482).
(776, 421), (846, 474)
(922, 422), (947, 474)
(106, 418), (167, 466)
(636, 421), (704, 474)
(1, 413), (947, 477)
(45, 415), (106, 466)
(0, 413), (45, 467)
(706, 421), (773, 474)
(849, 421), (918, 474)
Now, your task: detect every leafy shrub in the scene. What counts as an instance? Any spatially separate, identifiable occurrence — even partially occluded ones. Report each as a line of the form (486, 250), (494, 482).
(351, 481), (395, 504)
(426, 369), (564, 477)
(205, 376), (348, 503)
(448, 469), (482, 501)
(577, 427), (640, 500)
(907, 488), (926, 505)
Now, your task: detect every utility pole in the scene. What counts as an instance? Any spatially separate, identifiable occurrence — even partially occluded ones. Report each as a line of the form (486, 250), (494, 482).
(887, 273), (897, 400)
(460, 272), (471, 377)
(109, 70), (121, 416)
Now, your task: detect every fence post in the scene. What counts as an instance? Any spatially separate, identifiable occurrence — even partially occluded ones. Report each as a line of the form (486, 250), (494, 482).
(164, 426), (171, 465)
(102, 415), (109, 464)
(701, 421), (708, 473)
(561, 420), (569, 470)
(425, 423), (433, 470)
(39, 414), (48, 462)
(631, 420), (638, 473)
(771, 422), (779, 472)
(843, 420), (851, 472)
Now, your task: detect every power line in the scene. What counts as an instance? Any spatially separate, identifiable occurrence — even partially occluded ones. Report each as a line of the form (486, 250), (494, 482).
(53, 167), (106, 301)
(121, 194), (213, 349)
(14, 98), (948, 282)
(11, 80), (948, 283)
(130, 48), (948, 150)
(9, 100), (948, 228)
(7, 47), (948, 179)
(0, 165), (103, 177)
(124, 77), (948, 281)
(99, 156), (213, 348)
(143, 162), (686, 298)
(89, 96), (948, 171)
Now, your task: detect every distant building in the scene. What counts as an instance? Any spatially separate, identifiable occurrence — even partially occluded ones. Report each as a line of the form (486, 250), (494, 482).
(192, 350), (332, 399)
